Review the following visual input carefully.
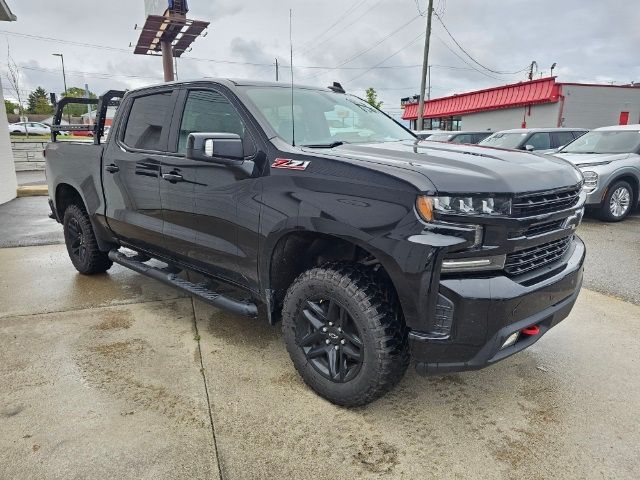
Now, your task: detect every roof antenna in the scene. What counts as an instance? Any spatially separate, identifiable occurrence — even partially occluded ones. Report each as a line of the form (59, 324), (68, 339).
(289, 8), (296, 147)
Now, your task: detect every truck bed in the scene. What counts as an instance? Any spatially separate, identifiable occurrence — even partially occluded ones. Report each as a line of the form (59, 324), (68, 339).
(45, 141), (106, 218)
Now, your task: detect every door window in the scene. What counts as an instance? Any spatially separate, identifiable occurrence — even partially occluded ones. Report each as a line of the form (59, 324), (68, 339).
(178, 90), (247, 154)
(122, 92), (174, 151)
(451, 134), (474, 144)
(525, 132), (551, 150)
(552, 131), (576, 149)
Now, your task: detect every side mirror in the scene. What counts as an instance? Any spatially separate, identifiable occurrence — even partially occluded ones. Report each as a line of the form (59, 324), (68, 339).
(186, 132), (244, 164)
(524, 144), (535, 152)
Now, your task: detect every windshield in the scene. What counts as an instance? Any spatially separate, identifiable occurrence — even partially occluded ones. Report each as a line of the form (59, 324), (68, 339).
(479, 132), (527, 149)
(427, 133), (454, 142)
(560, 130), (640, 154)
(242, 86), (414, 146)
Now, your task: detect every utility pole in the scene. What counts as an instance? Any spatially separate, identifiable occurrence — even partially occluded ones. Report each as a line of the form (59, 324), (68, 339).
(52, 53), (70, 124)
(528, 61), (538, 81)
(427, 65), (432, 100)
(416, 0), (434, 131)
(275, 58), (279, 81)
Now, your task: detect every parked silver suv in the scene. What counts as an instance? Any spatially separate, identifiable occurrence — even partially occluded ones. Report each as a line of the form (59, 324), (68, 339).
(554, 125), (640, 221)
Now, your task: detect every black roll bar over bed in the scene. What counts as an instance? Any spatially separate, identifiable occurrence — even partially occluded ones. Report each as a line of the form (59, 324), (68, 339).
(49, 90), (126, 145)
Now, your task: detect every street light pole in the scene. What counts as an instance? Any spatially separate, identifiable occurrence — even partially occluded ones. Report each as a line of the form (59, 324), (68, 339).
(52, 53), (70, 124)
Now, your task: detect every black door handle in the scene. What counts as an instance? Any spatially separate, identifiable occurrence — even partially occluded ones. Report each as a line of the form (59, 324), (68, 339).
(162, 173), (184, 183)
(105, 164), (119, 174)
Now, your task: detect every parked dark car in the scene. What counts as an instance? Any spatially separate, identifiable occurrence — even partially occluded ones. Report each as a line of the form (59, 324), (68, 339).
(479, 128), (588, 152)
(45, 80), (586, 406)
(426, 130), (492, 144)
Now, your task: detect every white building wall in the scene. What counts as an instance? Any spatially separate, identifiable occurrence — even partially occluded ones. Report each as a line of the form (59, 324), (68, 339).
(0, 81), (18, 204)
(560, 85), (640, 129)
(460, 102), (560, 131)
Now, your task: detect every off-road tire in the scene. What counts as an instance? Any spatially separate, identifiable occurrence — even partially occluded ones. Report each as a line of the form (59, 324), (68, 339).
(600, 180), (634, 222)
(282, 263), (410, 407)
(63, 204), (112, 274)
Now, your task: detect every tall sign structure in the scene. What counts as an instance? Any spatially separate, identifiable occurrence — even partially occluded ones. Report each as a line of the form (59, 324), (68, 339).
(134, 0), (209, 82)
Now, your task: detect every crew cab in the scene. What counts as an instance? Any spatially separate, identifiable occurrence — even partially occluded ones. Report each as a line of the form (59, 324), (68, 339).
(45, 79), (586, 406)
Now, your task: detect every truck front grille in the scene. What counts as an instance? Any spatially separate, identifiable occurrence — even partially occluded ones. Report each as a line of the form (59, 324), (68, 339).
(512, 185), (581, 217)
(504, 236), (573, 276)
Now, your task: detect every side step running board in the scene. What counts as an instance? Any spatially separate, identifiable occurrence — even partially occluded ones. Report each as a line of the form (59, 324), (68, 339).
(108, 250), (258, 318)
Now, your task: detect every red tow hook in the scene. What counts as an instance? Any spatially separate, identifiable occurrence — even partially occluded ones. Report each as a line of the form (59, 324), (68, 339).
(521, 325), (541, 336)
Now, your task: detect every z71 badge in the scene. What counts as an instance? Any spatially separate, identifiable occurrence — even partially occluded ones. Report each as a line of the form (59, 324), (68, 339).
(271, 159), (311, 170)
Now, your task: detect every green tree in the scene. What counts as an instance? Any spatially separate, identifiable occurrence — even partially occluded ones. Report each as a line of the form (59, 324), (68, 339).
(4, 99), (19, 114)
(364, 87), (383, 109)
(61, 87), (98, 118)
(27, 86), (54, 114)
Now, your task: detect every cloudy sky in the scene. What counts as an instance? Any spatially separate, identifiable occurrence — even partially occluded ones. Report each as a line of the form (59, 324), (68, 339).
(1, 0), (638, 118)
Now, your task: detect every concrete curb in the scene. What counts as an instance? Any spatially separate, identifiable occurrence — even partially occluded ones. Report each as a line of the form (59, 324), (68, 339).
(16, 185), (48, 197)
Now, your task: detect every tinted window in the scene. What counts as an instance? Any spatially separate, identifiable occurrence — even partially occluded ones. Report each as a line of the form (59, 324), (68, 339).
(123, 92), (173, 151)
(526, 132), (551, 150)
(553, 131), (576, 149)
(451, 134), (474, 144)
(572, 130), (587, 139)
(178, 90), (246, 154)
(473, 132), (491, 143)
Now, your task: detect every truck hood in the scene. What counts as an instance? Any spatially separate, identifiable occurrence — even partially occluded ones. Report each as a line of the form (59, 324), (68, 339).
(553, 152), (631, 167)
(326, 140), (582, 194)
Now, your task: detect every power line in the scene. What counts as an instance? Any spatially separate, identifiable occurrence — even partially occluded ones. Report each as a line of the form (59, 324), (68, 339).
(295, 0), (370, 54)
(297, 0), (386, 57)
(434, 34), (502, 80)
(434, 13), (528, 75)
(347, 31), (425, 83)
(304, 14), (422, 80)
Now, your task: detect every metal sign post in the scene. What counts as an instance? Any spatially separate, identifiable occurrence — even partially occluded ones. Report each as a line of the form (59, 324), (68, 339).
(135, 0), (208, 82)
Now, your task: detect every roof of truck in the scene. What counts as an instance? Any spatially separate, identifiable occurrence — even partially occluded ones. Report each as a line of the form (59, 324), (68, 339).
(127, 78), (332, 93)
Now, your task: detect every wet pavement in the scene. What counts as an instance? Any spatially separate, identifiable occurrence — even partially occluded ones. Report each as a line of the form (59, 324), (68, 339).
(0, 196), (63, 248)
(578, 210), (640, 305)
(1, 244), (639, 479)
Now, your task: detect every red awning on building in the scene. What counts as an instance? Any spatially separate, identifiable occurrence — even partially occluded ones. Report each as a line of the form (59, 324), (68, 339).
(403, 77), (561, 120)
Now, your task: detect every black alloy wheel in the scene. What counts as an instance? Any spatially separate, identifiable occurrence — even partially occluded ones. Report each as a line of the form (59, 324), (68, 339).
(63, 204), (113, 274)
(282, 264), (409, 407)
(67, 216), (87, 264)
(297, 298), (363, 383)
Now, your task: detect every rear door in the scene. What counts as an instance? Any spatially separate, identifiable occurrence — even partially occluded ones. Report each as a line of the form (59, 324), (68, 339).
(158, 86), (261, 289)
(102, 88), (179, 252)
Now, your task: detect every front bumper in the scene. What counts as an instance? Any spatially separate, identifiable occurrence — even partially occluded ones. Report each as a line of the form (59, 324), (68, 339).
(410, 236), (585, 375)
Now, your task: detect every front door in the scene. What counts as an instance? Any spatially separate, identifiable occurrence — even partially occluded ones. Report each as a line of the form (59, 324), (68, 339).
(102, 89), (178, 252)
(159, 87), (261, 289)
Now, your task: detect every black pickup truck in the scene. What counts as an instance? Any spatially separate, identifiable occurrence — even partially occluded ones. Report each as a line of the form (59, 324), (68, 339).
(45, 79), (586, 406)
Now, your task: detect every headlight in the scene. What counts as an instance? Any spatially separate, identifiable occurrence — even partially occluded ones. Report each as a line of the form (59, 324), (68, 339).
(416, 195), (512, 221)
(581, 171), (598, 193)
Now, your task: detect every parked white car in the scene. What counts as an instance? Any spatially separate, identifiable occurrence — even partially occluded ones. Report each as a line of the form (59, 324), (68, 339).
(8, 122), (51, 135)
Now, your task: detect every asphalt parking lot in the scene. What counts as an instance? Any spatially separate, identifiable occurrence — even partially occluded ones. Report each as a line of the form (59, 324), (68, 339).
(1, 197), (639, 479)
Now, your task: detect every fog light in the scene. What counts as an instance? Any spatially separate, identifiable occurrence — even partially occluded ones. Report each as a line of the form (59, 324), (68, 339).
(501, 332), (520, 349)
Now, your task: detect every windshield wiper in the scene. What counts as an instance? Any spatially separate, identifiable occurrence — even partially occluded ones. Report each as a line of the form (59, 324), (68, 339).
(301, 141), (347, 148)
